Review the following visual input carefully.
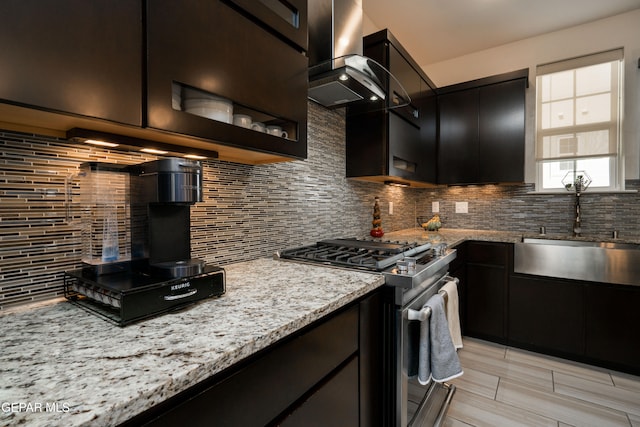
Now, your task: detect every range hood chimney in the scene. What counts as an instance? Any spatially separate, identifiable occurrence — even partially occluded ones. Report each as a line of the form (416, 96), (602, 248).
(308, 0), (408, 109)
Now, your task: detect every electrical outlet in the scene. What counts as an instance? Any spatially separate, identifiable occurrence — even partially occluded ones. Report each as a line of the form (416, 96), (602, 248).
(432, 201), (439, 213)
(389, 201), (394, 215)
(455, 202), (468, 214)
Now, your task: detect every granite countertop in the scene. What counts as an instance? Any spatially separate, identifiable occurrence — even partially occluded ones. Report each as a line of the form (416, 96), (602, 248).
(0, 258), (385, 427)
(384, 227), (524, 247)
(384, 227), (640, 247)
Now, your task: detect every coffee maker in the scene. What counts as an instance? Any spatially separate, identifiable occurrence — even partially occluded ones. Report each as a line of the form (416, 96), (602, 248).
(129, 158), (207, 276)
(64, 158), (225, 326)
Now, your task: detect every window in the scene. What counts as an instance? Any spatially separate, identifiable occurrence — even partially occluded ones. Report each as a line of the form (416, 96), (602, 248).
(535, 49), (623, 191)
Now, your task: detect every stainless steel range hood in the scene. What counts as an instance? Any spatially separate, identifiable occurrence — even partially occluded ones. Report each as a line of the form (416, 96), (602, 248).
(308, 0), (409, 109)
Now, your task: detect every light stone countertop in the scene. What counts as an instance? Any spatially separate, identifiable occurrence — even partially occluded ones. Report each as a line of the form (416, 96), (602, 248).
(385, 227), (640, 247)
(384, 227), (524, 247)
(3, 227), (637, 426)
(0, 258), (385, 427)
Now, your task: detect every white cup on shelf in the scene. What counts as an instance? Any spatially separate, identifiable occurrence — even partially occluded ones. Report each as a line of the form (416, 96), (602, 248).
(233, 114), (252, 128)
(251, 122), (266, 133)
(266, 125), (288, 139)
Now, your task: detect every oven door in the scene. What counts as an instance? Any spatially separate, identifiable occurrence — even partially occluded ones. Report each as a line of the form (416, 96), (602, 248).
(397, 275), (456, 427)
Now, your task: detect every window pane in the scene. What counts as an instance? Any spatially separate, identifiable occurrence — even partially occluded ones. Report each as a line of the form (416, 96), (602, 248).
(576, 63), (611, 96)
(536, 52), (621, 192)
(575, 129), (612, 156)
(541, 157), (610, 189)
(576, 93), (611, 124)
(549, 71), (574, 101)
(548, 99), (574, 128)
(539, 130), (612, 160)
(542, 160), (573, 189)
(541, 134), (575, 158)
(576, 157), (610, 187)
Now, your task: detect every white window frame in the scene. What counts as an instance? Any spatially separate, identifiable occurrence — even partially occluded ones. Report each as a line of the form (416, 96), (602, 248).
(535, 49), (624, 193)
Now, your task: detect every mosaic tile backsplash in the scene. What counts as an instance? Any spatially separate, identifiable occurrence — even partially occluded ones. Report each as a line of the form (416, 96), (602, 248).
(1, 101), (639, 309)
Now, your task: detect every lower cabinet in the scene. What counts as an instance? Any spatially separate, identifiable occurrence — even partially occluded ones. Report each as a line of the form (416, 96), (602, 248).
(279, 356), (359, 426)
(585, 284), (640, 372)
(464, 242), (509, 343)
(121, 291), (383, 426)
(508, 275), (640, 374)
(448, 242), (467, 334)
(460, 241), (639, 375)
(509, 275), (584, 356)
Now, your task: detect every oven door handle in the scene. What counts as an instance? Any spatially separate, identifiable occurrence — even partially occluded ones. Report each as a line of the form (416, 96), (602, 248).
(406, 285), (452, 322)
(408, 306), (431, 322)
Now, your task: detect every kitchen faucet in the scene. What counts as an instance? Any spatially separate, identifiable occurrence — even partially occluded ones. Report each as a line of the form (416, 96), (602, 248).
(563, 172), (591, 237)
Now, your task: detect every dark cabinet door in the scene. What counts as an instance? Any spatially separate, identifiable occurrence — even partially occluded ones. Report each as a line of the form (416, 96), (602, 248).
(509, 275), (585, 356)
(437, 72), (527, 185)
(585, 284), (640, 372)
(388, 44), (421, 125)
(136, 305), (359, 427)
(388, 112), (423, 181)
(227, 0), (308, 51)
(449, 242), (467, 334)
(345, 30), (437, 186)
(279, 356), (359, 427)
(437, 89), (479, 184)
(417, 91), (438, 183)
(464, 242), (508, 342)
(466, 264), (507, 342)
(146, 0), (307, 159)
(0, 0), (142, 126)
(478, 79), (526, 183)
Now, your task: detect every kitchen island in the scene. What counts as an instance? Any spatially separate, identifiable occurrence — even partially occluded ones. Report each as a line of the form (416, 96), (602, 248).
(0, 258), (384, 427)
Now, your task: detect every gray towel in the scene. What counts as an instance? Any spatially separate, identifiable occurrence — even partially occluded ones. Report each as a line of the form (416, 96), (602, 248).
(418, 293), (464, 385)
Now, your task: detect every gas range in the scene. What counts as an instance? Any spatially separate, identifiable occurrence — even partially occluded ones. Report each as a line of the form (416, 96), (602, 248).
(277, 236), (459, 425)
(277, 238), (431, 271)
(276, 237), (456, 292)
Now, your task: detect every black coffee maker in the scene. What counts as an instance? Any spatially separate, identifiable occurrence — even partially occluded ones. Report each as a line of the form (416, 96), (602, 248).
(130, 158), (205, 277)
(65, 157), (225, 326)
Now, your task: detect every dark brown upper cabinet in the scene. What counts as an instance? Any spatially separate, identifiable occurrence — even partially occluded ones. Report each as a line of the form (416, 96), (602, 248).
(146, 0), (308, 161)
(437, 70), (528, 185)
(228, 0), (308, 52)
(346, 30), (437, 187)
(0, 0), (142, 126)
(0, 0), (308, 164)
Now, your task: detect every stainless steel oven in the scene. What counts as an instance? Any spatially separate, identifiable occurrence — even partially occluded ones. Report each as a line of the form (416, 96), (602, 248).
(277, 237), (459, 426)
(393, 269), (457, 426)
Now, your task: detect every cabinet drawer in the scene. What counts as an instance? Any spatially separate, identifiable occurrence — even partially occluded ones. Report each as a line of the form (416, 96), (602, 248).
(467, 242), (508, 265)
(279, 356), (359, 426)
(142, 305), (359, 426)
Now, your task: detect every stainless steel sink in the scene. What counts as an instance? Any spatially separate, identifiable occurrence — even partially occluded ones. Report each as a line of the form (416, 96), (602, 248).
(514, 238), (640, 286)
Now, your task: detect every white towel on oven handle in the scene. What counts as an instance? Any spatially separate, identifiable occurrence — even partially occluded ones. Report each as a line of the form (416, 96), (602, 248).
(418, 293), (464, 385)
(441, 279), (463, 349)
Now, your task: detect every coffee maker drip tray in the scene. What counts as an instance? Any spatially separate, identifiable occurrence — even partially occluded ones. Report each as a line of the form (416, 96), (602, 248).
(151, 258), (206, 278)
(64, 264), (225, 326)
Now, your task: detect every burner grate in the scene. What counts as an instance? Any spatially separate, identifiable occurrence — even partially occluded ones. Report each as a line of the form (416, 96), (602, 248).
(278, 238), (432, 272)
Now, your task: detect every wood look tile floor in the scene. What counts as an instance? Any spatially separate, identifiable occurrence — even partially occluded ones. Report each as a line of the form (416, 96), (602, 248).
(443, 338), (640, 427)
